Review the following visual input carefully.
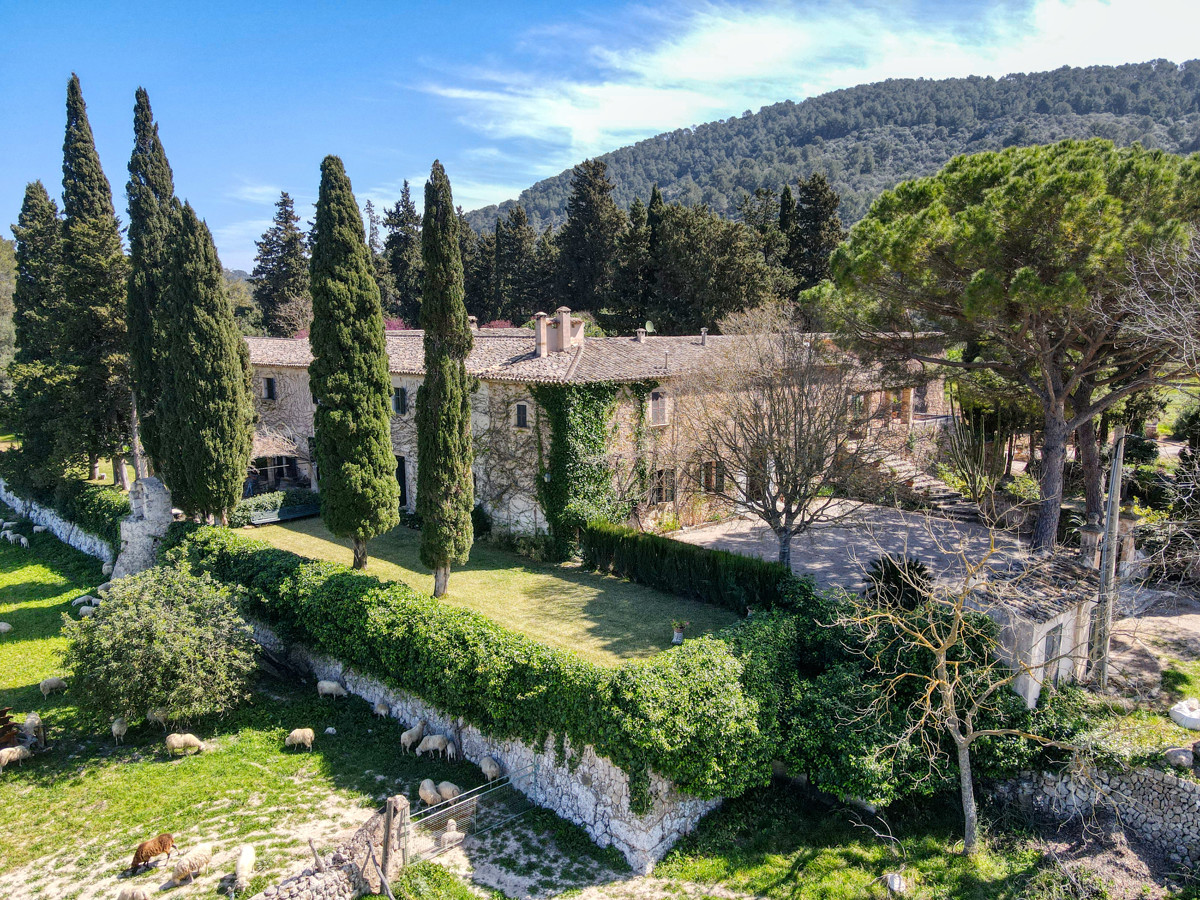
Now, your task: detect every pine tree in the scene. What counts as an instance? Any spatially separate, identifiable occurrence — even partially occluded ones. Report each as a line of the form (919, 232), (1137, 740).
(788, 173), (846, 290)
(647, 184), (666, 255)
(493, 205), (537, 322)
(157, 202), (255, 521)
(383, 181), (423, 323)
(252, 192), (311, 336)
(463, 224), (496, 323)
(126, 87), (176, 473)
(364, 199), (398, 319)
(0, 239), (15, 402)
(308, 156), (399, 569)
(606, 197), (653, 334)
(416, 160), (474, 597)
(59, 74), (131, 469)
(778, 184), (797, 241)
(555, 159), (625, 314)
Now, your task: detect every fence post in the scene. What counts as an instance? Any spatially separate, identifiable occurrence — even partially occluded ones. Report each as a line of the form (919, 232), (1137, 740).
(381, 797), (395, 878)
(395, 794), (411, 871)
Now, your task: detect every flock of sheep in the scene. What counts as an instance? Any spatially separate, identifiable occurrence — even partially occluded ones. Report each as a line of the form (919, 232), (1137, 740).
(115, 832), (255, 896)
(0, 518), (58, 636)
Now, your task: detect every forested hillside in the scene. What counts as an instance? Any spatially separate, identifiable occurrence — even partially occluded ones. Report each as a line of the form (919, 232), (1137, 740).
(465, 59), (1200, 232)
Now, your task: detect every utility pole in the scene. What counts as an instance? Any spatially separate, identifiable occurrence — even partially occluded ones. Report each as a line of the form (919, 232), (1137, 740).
(1092, 425), (1126, 691)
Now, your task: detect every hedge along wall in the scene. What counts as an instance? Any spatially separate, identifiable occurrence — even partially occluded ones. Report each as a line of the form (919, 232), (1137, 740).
(0, 476), (120, 563)
(580, 522), (807, 615)
(163, 525), (771, 813)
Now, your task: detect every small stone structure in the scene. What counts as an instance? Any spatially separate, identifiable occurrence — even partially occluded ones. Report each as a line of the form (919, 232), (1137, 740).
(0, 476), (114, 562)
(253, 621), (720, 873)
(995, 764), (1200, 869)
(111, 477), (174, 579)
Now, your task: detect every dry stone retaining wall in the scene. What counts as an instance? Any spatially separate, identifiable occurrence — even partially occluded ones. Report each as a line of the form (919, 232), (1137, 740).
(253, 621), (720, 874)
(0, 476), (114, 563)
(994, 765), (1200, 869)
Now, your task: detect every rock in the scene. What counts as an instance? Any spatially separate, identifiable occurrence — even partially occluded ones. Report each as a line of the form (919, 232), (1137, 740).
(325, 726), (337, 735)
(1165, 747), (1194, 768)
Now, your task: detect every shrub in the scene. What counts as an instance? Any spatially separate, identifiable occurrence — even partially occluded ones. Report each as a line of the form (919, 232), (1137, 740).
(164, 525), (769, 809)
(579, 521), (806, 614)
(863, 555), (931, 612)
(61, 565), (257, 723)
(470, 503), (492, 538)
(228, 488), (318, 527)
(52, 479), (130, 547)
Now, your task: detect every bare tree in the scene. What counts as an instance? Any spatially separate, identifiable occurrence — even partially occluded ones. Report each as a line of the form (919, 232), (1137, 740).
(1122, 232), (1200, 376)
(679, 302), (892, 568)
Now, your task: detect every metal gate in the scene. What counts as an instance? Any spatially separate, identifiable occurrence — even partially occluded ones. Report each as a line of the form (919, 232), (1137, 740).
(405, 763), (536, 861)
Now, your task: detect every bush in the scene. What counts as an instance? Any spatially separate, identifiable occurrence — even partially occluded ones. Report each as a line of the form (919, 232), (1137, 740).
(228, 488), (318, 527)
(163, 525), (769, 809)
(579, 521), (806, 614)
(863, 555), (931, 612)
(52, 478), (130, 547)
(61, 565), (257, 723)
(470, 503), (492, 538)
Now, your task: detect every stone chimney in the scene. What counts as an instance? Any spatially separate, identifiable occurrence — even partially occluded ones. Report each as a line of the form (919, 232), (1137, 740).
(468, 315), (478, 331)
(700, 327), (708, 346)
(635, 328), (647, 343)
(534, 312), (549, 358)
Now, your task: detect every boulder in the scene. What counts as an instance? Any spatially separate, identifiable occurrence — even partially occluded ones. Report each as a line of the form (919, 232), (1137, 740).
(1163, 747), (1194, 769)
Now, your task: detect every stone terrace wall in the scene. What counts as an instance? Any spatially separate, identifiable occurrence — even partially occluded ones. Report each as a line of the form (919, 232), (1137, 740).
(994, 765), (1200, 869)
(253, 621), (721, 874)
(0, 476), (114, 563)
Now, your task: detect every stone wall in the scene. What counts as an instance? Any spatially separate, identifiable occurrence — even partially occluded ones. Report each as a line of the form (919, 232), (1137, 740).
(253, 621), (721, 874)
(994, 765), (1200, 869)
(0, 476), (114, 563)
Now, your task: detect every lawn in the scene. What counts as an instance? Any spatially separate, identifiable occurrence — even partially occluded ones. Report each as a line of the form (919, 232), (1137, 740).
(252, 517), (741, 666)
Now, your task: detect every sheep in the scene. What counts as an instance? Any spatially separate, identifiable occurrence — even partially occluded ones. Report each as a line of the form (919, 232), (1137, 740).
(316, 679), (347, 699)
(40, 676), (67, 698)
(418, 778), (441, 807)
(165, 732), (205, 755)
(415, 734), (449, 759)
(0, 622), (11, 635)
(436, 781), (461, 802)
(3, 532), (16, 544)
(285, 727), (315, 751)
(0, 746), (32, 771)
(97, 580), (113, 595)
(117, 886), (152, 900)
(400, 719), (425, 752)
(126, 832), (175, 874)
(71, 594), (96, 607)
(445, 739), (458, 762)
(170, 841), (214, 884)
(146, 707), (169, 729)
(2, 520), (16, 529)
(79, 605), (96, 618)
(234, 843), (256, 893)
(102, 562), (113, 576)
(111, 717), (128, 745)
(480, 756), (503, 782)
(17, 535), (28, 548)
(22, 712), (41, 736)
(439, 818), (463, 849)
(373, 700), (390, 718)
(32, 525), (47, 534)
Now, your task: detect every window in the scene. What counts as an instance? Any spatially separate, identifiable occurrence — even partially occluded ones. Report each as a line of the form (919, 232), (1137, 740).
(701, 460), (726, 494)
(1043, 624), (1063, 687)
(649, 390), (669, 426)
(651, 468), (676, 504)
(515, 402), (529, 429)
(263, 377), (276, 401)
(393, 386), (408, 415)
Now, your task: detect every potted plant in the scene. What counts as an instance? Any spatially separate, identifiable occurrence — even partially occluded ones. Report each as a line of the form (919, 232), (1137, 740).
(671, 619), (690, 645)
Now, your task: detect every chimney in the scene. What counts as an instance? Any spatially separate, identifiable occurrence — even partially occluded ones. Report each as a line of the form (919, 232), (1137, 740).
(468, 315), (478, 331)
(700, 327), (708, 346)
(556, 306), (572, 351)
(635, 328), (646, 343)
(534, 312), (549, 358)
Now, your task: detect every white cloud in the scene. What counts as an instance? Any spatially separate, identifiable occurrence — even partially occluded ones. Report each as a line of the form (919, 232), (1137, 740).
(226, 182), (285, 204)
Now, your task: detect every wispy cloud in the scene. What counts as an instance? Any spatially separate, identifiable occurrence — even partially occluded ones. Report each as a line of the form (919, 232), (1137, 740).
(226, 182), (285, 204)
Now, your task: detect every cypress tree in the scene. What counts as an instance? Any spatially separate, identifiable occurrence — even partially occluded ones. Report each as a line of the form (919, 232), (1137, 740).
(493, 204), (537, 322)
(788, 172), (846, 290)
(607, 197), (652, 334)
(126, 87), (176, 473)
(157, 202), (255, 521)
(778, 184), (797, 240)
(555, 159), (625, 314)
(416, 160), (474, 597)
(383, 181), (423, 323)
(308, 156), (399, 569)
(252, 192), (311, 336)
(59, 74), (131, 470)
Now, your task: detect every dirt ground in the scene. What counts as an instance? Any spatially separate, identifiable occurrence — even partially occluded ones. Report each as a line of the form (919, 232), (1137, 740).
(1037, 814), (1176, 900)
(1109, 590), (1200, 695)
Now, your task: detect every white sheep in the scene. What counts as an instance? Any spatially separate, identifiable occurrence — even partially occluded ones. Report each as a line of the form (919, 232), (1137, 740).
(79, 605), (96, 618)
(285, 727), (315, 751)
(32, 525), (47, 534)
(117, 886), (152, 900)
(2, 520), (16, 529)
(480, 756), (503, 782)
(165, 732), (205, 755)
(39, 676), (67, 698)
(3, 532), (16, 544)
(400, 719), (425, 752)
(316, 679), (346, 699)
(439, 818), (463, 849)
(445, 738), (458, 762)
(97, 580), (113, 595)
(415, 734), (448, 759)
(102, 562), (113, 576)
(0, 746), (32, 771)
(146, 707), (169, 729)
(373, 700), (390, 718)
(418, 778), (441, 807)
(171, 841), (214, 884)
(0, 622), (11, 635)
(22, 713), (41, 736)
(71, 594), (95, 607)
(111, 717), (128, 745)
(234, 843), (256, 893)
(17, 536), (28, 549)
(437, 781), (461, 802)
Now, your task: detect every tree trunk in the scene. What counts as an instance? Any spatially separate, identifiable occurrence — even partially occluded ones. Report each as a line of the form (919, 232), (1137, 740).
(433, 565), (450, 597)
(112, 456), (131, 491)
(777, 530), (793, 569)
(956, 739), (980, 855)
(89, 454), (100, 480)
(1032, 412), (1070, 551)
(1005, 434), (1015, 477)
(352, 537), (369, 570)
(1076, 417), (1104, 523)
(130, 395), (148, 480)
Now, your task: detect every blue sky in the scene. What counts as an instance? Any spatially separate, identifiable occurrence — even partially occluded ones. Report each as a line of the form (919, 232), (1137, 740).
(2, 0), (1198, 270)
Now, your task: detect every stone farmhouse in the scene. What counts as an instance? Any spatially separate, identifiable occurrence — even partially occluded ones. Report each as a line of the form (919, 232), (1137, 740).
(246, 307), (948, 534)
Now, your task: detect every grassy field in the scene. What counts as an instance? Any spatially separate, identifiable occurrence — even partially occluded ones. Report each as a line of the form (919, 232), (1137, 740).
(253, 517), (740, 666)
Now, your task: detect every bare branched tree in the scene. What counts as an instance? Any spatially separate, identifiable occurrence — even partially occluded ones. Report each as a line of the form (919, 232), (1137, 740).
(678, 302), (893, 567)
(1122, 232), (1200, 377)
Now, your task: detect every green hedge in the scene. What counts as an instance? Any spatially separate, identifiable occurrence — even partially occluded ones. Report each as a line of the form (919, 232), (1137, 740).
(229, 488), (318, 527)
(579, 522), (808, 614)
(49, 478), (130, 547)
(162, 524), (770, 810)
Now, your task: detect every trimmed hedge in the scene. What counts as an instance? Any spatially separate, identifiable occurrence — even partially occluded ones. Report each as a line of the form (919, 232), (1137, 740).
(579, 522), (808, 615)
(229, 488), (319, 527)
(163, 524), (770, 810)
(51, 478), (130, 547)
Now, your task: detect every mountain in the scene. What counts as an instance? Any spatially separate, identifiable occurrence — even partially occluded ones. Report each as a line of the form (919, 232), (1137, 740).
(464, 59), (1200, 233)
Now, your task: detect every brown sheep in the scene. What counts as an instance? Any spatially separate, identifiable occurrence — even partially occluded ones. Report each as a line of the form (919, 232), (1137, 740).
(127, 832), (176, 874)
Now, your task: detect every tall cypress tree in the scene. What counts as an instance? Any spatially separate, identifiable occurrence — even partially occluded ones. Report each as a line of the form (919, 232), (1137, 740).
(555, 159), (625, 315)
(157, 202), (254, 520)
(607, 197), (653, 334)
(308, 156), (399, 569)
(788, 172), (846, 290)
(126, 87), (176, 473)
(252, 192), (311, 336)
(59, 74), (131, 471)
(383, 181), (423, 323)
(493, 204), (537, 322)
(416, 160), (474, 597)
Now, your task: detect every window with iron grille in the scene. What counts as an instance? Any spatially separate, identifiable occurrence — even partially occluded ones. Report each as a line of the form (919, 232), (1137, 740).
(651, 468), (676, 504)
(393, 386), (408, 415)
(263, 377), (276, 401)
(515, 402), (529, 429)
(701, 460), (726, 493)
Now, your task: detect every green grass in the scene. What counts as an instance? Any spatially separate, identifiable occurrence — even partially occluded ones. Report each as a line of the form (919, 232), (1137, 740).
(1162, 658), (1200, 702)
(252, 517), (741, 666)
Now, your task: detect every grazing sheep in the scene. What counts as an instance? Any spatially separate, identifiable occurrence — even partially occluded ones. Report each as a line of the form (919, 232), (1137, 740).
(436, 781), (461, 802)
(102, 562), (113, 576)
(2, 520), (16, 529)
(439, 818), (463, 849)
(79, 605), (96, 618)
(17, 536), (28, 548)
(71, 594), (95, 607)
(3, 532), (17, 544)
(146, 707), (169, 729)
(117, 886), (152, 900)
(418, 778), (441, 807)
(111, 717), (128, 745)
(21, 713), (44, 749)
(373, 700), (390, 718)
(32, 525), (47, 534)
(284, 727), (315, 751)
(415, 734), (449, 759)
(39, 676), (67, 698)
(126, 833), (175, 874)
(0, 746), (32, 771)
(316, 679), (347, 699)
(97, 580), (113, 595)
(234, 843), (256, 892)
(171, 841), (214, 884)
(445, 738), (458, 762)
(480, 756), (503, 782)
(400, 719), (425, 752)
(0, 622), (11, 635)
(165, 732), (205, 755)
